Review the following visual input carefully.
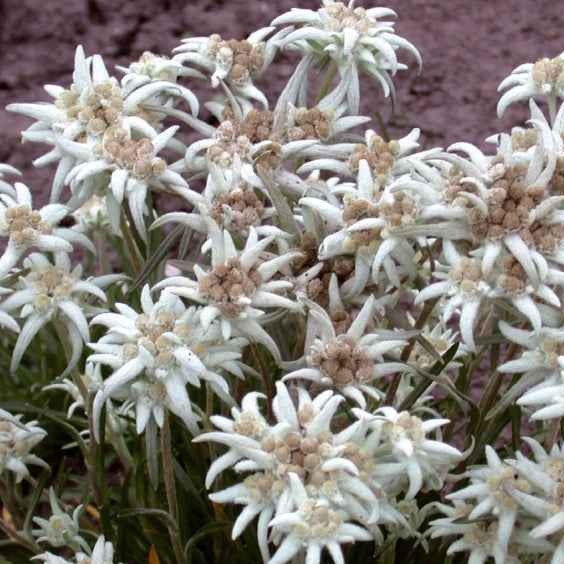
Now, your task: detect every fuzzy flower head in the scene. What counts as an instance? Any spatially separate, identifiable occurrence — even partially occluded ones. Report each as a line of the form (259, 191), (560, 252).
(118, 51), (191, 94)
(0, 182), (93, 277)
(197, 382), (381, 560)
(43, 362), (106, 419)
(90, 286), (246, 439)
(152, 161), (284, 241)
(65, 124), (188, 241)
(363, 407), (461, 500)
(9, 44), (198, 141)
(429, 499), (551, 564)
(0, 412), (48, 483)
(501, 438), (564, 564)
(33, 488), (88, 553)
(446, 446), (532, 560)
(284, 295), (406, 407)
(415, 239), (560, 352)
(267, 474), (372, 564)
(421, 104), (563, 288)
(72, 195), (112, 235)
(273, 1), (421, 113)
(174, 28), (282, 107)
(1, 252), (116, 375)
(183, 104), (318, 186)
(7, 45), (198, 202)
(300, 129), (441, 293)
(498, 53), (564, 116)
(33, 536), (119, 564)
(156, 225), (300, 361)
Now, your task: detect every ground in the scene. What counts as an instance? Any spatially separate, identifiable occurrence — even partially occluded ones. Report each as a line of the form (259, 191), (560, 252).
(0, 0), (561, 203)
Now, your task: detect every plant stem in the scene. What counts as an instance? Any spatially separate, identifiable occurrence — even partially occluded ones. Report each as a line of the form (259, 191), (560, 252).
(88, 398), (113, 539)
(0, 519), (39, 554)
(161, 412), (184, 564)
(384, 298), (439, 405)
(0, 478), (23, 529)
(94, 229), (111, 275)
(120, 211), (144, 275)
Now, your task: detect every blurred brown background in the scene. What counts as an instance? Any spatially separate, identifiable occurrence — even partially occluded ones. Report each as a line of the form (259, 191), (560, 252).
(0, 0), (562, 201)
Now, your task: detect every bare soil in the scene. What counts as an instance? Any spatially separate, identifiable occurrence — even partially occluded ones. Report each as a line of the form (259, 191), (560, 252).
(0, 0), (561, 203)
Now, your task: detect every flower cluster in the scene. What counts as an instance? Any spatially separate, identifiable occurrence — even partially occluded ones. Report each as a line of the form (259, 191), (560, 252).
(198, 382), (460, 563)
(0, 410), (47, 483)
(430, 440), (564, 563)
(3, 2), (564, 564)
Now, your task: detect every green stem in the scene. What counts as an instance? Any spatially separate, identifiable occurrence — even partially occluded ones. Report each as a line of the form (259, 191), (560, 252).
(384, 298), (439, 405)
(120, 211), (144, 275)
(94, 229), (111, 275)
(161, 413), (185, 564)
(0, 519), (39, 555)
(0, 478), (23, 529)
(88, 397), (112, 539)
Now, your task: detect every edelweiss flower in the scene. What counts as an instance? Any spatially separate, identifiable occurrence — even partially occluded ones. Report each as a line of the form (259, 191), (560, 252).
(173, 28), (283, 107)
(1, 252), (118, 375)
(33, 536), (119, 564)
(65, 125), (189, 241)
(299, 129), (441, 292)
(498, 53), (564, 117)
(407, 314), (467, 371)
(43, 362), (104, 418)
(362, 406), (461, 499)
(0, 182), (93, 277)
(267, 474), (372, 564)
(72, 195), (113, 235)
(496, 321), (564, 416)
(429, 499), (551, 564)
(155, 225), (300, 362)
(298, 128), (435, 184)
(446, 446), (531, 560)
(0, 412), (48, 482)
(406, 107), (564, 288)
(284, 295), (406, 407)
(118, 50), (196, 93)
(197, 382), (379, 561)
(415, 240), (556, 351)
(151, 162), (281, 240)
(90, 286), (246, 439)
(272, 1), (421, 113)
(7, 45), (198, 202)
(182, 104), (317, 187)
(33, 487), (88, 553)
(508, 438), (564, 563)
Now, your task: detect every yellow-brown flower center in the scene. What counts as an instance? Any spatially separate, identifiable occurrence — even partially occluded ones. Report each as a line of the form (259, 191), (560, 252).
(208, 35), (265, 85)
(5, 206), (52, 246)
(56, 80), (123, 136)
(532, 57), (564, 93)
(348, 135), (400, 181)
(210, 183), (266, 233)
(198, 258), (262, 317)
(309, 335), (374, 388)
(103, 130), (166, 179)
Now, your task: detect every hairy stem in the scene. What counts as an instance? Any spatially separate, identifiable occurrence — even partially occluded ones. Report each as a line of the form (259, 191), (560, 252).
(161, 413), (184, 564)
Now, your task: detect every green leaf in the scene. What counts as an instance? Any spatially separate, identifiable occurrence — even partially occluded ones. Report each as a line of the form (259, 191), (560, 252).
(184, 521), (231, 564)
(130, 225), (184, 292)
(117, 508), (178, 531)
